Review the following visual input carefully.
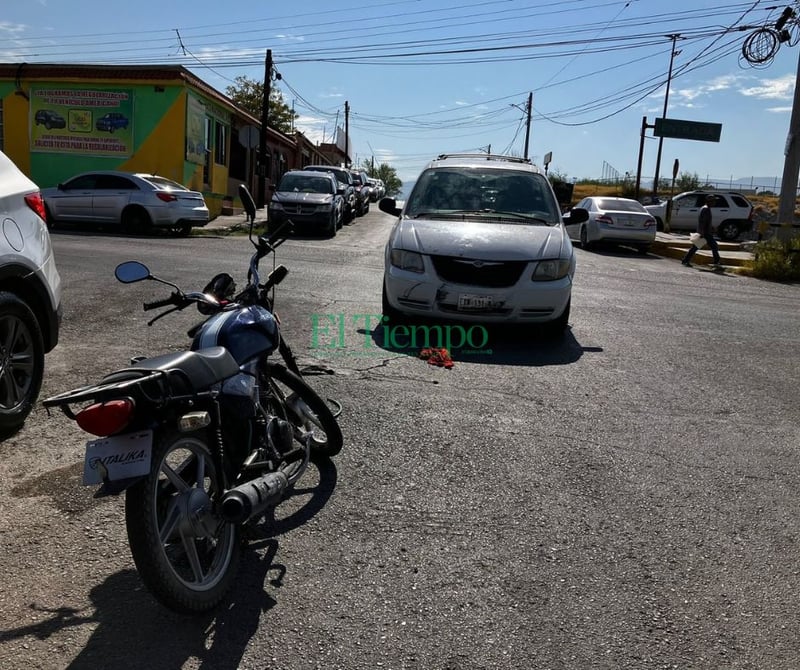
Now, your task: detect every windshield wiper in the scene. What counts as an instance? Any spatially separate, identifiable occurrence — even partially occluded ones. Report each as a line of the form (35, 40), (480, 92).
(475, 210), (553, 224)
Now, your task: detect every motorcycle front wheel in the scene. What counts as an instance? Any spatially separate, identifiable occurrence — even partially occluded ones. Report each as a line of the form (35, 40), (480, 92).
(125, 430), (240, 614)
(263, 363), (343, 459)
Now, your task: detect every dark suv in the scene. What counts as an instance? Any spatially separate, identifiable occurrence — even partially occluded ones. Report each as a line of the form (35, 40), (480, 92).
(349, 170), (372, 216)
(303, 165), (356, 223)
(268, 170), (342, 237)
(34, 110), (66, 130)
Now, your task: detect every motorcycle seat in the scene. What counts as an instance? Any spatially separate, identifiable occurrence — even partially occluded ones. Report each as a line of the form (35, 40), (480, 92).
(101, 346), (241, 393)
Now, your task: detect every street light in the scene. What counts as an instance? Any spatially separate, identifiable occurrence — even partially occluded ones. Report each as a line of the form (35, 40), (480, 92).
(652, 34), (682, 197)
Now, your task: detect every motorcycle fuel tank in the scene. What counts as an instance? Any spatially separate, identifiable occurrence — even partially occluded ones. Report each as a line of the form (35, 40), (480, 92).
(191, 305), (279, 364)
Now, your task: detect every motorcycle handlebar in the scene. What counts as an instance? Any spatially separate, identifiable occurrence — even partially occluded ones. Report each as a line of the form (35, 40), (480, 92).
(143, 294), (180, 311)
(261, 221), (294, 250)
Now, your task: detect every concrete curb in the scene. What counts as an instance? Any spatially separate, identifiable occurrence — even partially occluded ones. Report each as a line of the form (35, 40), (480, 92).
(651, 234), (753, 268)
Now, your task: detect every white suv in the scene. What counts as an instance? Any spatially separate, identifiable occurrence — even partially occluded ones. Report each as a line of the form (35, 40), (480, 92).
(645, 191), (754, 241)
(379, 153), (588, 337)
(0, 150), (62, 433)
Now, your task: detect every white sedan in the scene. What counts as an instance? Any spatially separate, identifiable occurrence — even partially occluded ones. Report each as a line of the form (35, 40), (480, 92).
(565, 196), (656, 254)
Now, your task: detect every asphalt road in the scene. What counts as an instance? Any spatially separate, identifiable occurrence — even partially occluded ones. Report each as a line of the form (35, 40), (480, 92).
(0, 209), (799, 669)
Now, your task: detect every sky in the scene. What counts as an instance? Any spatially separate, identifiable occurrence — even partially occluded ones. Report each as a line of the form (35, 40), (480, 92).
(3, 0), (800, 191)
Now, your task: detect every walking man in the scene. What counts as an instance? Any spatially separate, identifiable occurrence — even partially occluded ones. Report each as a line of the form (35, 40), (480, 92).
(682, 194), (721, 268)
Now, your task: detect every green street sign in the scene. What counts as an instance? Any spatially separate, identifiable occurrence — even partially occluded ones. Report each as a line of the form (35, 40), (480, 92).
(654, 117), (722, 142)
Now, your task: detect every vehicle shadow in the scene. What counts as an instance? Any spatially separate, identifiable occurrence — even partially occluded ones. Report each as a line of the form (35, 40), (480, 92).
(49, 223), (188, 239)
(575, 243), (663, 258)
(1, 459), (338, 669)
(362, 321), (603, 367)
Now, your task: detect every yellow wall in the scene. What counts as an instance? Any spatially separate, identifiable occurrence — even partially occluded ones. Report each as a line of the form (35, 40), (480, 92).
(3, 93), (32, 173)
(118, 91), (185, 184)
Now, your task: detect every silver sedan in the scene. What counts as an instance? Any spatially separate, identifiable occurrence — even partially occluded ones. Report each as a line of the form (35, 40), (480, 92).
(42, 171), (209, 236)
(565, 196), (656, 254)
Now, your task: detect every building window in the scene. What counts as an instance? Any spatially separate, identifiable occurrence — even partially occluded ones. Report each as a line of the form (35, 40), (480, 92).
(215, 121), (227, 166)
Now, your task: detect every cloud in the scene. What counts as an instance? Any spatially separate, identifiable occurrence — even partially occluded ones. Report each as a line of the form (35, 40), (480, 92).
(0, 22), (28, 36)
(766, 105), (792, 113)
(294, 113), (331, 144)
(671, 74), (743, 103)
(740, 74), (795, 100)
(275, 34), (305, 43)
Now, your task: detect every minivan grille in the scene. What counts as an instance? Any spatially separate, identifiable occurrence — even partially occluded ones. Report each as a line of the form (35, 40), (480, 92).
(431, 256), (526, 288)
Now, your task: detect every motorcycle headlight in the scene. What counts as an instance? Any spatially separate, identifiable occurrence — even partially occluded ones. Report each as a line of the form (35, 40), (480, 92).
(390, 249), (425, 273)
(532, 258), (572, 281)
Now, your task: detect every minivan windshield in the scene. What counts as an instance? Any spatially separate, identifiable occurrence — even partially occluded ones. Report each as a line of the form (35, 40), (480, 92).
(405, 167), (560, 223)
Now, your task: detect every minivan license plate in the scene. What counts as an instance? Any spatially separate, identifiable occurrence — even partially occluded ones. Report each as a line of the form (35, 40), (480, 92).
(458, 294), (493, 310)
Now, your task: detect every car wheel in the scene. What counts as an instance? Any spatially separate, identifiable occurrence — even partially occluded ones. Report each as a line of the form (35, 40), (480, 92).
(122, 207), (153, 234)
(655, 217), (664, 232)
(717, 221), (739, 242)
(326, 212), (337, 238)
(0, 293), (45, 435)
(174, 224), (192, 237)
(579, 226), (593, 251)
(637, 244), (650, 255)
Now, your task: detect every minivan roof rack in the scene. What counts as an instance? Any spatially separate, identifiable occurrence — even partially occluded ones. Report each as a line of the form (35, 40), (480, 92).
(435, 153), (533, 164)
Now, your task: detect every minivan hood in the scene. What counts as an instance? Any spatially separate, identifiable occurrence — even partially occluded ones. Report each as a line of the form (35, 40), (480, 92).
(395, 217), (568, 260)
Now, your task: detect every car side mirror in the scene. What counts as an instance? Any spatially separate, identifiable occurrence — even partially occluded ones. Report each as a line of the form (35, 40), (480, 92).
(379, 197), (402, 217)
(562, 207), (589, 224)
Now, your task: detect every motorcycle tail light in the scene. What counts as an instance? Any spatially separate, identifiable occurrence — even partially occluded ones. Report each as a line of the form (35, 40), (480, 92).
(76, 399), (135, 436)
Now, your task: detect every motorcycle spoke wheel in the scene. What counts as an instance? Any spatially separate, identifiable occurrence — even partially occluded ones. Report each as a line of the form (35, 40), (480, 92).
(126, 431), (240, 613)
(262, 363), (343, 460)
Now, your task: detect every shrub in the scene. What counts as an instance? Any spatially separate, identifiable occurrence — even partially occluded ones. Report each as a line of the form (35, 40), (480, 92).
(748, 236), (800, 281)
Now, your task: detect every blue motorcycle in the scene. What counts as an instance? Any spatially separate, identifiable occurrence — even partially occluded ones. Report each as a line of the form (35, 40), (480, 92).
(44, 186), (342, 613)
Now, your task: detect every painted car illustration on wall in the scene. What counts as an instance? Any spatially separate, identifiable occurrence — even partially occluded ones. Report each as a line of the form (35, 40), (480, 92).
(95, 112), (129, 132)
(34, 110), (67, 130)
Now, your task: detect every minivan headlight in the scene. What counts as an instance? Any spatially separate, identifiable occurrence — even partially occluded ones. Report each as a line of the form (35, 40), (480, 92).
(390, 249), (425, 273)
(532, 258), (571, 281)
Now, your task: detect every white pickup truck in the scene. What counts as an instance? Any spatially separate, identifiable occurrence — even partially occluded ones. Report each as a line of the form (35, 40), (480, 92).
(645, 190), (754, 241)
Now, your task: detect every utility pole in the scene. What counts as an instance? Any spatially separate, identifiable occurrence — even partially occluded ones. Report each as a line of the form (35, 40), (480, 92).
(777, 46), (800, 235)
(344, 101), (350, 168)
(652, 34), (681, 198)
(523, 91), (533, 160)
(257, 49), (272, 209)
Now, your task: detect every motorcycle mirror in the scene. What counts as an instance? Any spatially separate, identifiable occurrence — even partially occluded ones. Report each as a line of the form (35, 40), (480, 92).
(115, 261), (151, 284)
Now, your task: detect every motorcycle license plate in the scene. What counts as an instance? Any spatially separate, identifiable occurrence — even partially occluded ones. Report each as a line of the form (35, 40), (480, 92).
(458, 293), (494, 311)
(83, 430), (153, 485)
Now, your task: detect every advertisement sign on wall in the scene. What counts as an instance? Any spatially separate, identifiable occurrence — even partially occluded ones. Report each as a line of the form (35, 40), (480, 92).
(30, 88), (133, 157)
(186, 94), (206, 165)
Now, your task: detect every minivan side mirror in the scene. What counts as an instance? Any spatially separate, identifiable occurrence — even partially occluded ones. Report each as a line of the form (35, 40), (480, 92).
(379, 197), (402, 217)
(562, 207), (589, 225)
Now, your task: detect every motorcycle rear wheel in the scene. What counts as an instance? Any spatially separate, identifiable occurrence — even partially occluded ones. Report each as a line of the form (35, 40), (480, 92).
(263, 363), (343, 459)
(125, 429), (240, 614)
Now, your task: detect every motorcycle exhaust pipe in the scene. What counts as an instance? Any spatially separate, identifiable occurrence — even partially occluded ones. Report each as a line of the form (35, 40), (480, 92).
(220, 471), (289, 524)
